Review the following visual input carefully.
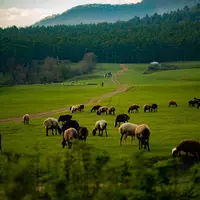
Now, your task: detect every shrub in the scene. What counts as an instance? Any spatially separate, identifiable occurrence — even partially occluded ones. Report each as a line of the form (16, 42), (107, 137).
(143, 64), (180, 74)
(0, 144), (200, 199)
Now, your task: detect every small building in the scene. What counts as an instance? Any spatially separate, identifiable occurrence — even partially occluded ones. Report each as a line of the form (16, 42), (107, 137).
(150, 61), (159, 65)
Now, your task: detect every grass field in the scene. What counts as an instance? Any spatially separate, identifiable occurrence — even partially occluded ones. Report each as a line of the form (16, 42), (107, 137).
(0, 84), (118, 118)
(1, 61), (200, 160)
(1, 61), (200, 198)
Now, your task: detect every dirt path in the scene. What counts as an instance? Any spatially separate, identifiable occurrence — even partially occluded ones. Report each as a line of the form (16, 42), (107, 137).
(111, 64), (129, 84)
(0, 64), (130, 123)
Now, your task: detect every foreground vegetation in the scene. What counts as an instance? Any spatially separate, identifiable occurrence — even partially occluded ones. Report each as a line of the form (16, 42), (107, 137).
(0, 61), (200, 199)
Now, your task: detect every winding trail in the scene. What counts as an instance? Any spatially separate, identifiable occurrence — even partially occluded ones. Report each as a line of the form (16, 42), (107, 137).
(0, 64), (130, 123)
(111, 64), (129, 84)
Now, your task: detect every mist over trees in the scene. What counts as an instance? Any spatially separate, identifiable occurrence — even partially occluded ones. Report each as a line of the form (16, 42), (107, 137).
(34, 0), (200, 26)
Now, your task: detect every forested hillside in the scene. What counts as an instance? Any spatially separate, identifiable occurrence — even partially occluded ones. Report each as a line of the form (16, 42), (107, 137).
(0, 4), (200, 85)
(34, 0), (200, 26)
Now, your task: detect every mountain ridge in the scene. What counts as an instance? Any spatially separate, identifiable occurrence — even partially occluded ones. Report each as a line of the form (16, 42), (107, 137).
(33, 0), (200, 26)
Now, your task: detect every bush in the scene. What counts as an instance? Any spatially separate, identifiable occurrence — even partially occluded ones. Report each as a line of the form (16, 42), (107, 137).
(0, 144), (200, 200)
(143, 64), (180, 74)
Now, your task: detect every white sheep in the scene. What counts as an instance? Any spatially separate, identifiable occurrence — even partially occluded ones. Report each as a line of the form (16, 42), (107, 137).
(43, 117), (62, 136)
(62, 128), (78, 148)
(23, 114), (30, 124)
(96, 106), (108, 115)
(70, 105), (79, 113)
(135, 124), (151, 151)
(92, 120), (108, 137)
(108, 106), (116, 115)
(119, 122), (138, 145)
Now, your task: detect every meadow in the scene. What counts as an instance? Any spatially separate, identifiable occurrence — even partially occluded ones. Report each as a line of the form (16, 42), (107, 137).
(1, 61), (200, 199)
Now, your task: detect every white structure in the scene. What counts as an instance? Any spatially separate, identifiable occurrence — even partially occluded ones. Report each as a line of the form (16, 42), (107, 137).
(150, 61), (159, 65)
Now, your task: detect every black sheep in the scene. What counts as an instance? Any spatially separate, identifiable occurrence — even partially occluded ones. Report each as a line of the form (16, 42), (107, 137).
(172, 139), (200, 160)
(91, 105), (102, 112)
(62, 119), (80, 133)
(194, 98), (200, 107)
(188, 100), (195, 107)
(78, 126), (88, 141)
(58, 114), (72, 124)
(128, 104), (140, 113)
(114, 114), (130, 127)
(151, 104), (158, 112)
(144, 104), (152, 112)
(79, 104), (84, 112)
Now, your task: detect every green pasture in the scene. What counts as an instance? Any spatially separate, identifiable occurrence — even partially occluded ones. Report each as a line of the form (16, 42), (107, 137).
(0, 84), (118, 118)
(1, 61), (200, 164)
(1, 61), (200, 199)
(118, 62), (200, 84)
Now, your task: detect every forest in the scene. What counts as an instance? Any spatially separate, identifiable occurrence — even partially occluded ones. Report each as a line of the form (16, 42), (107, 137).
(0, 4), (200, 85)
(34, 0), (199, 26)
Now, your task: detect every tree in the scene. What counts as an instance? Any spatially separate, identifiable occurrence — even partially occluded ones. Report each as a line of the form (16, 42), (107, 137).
(82, 52), (97, 72)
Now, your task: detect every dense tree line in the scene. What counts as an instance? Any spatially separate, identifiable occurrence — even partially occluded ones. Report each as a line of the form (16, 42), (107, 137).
(0, 4), (200, 85)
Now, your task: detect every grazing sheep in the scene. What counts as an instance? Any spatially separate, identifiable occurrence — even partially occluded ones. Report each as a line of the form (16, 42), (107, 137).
(62, 128), (78, 149)
(92, 120), (107, 137)
(96, 106), (108, 115)
(58, 114), (72, 124)
(23, 114), (30, 124)
(194, 98), (200, 108)
(128, 104), (140, 113)
(91, 105), (102, 112)
(172, 139), (200, 160)
(168, 100), (178, 107)
(70, 104), (84, 113)
(114, 114), (130, 127)
(78, 104), (84, 112)
(188, 100), (195, 107)
(78, 126), (88, 142)
(70, 105), (80, 113)
(108, 106), (116, 115)
(44, 117), (62, 136)
(151, 104), (158, 112)
(135, 124), (151, 151)
(194, 97), (200, 104)
(119, 123), (138, 145)
(62, 119), (80, 133)
(143, 104), (152, 112)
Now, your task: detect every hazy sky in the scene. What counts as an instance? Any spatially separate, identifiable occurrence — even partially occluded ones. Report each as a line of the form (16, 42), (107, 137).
(0, 0), (142, 28)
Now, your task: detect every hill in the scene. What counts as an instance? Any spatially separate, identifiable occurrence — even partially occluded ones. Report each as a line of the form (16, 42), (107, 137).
(33, 0), (200, 26)
(1, 4), (200, 85)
